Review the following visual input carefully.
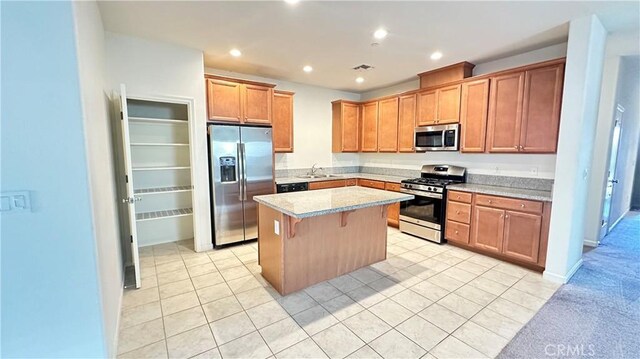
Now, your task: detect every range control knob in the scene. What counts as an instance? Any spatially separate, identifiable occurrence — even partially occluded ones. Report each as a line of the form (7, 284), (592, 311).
(427, 187), (432, 191)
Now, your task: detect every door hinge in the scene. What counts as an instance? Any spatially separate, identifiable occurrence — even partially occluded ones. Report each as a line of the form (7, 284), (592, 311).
(130, 235), (133, 243)
(120, 111), (123, 120)
(125, 175), (129, 183)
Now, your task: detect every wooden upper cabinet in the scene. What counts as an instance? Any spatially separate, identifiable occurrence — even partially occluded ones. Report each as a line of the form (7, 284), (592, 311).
(206, 75), (275, 125)
(398, 93), (417, 152)
(502, 210), (542, 263)
(332, 101), (360, 152)
(244, 84), (273, 124)
(378, 97), (399, 152)
(437, 84), (462, 124)
(471, 205), (504, 253)
(460, 79), (490, 153)
(361, 101), (379, 152)
(416, 89), (437, 126)
(273, 90), (294, 153)
(520, 64), (564, 153)
(486, 71), (525, 152)
(207, 79), (242, 122)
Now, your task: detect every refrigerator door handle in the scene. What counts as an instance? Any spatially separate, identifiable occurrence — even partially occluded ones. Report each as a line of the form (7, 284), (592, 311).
(241, 143), (248, 201)
(237, 142), (243, 201)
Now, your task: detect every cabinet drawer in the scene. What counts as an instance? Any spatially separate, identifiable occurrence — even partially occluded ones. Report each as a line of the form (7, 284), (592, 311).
(446, 220), (470, 244)
(385, 182), (401, 192)
(346, 178), (357, 186)
(308, 180), (346, 190)
(447, 201), (471, 224)
(357, 179), (386, 190)
(448, 190), (472, 203)
(475, 194), (543, 214)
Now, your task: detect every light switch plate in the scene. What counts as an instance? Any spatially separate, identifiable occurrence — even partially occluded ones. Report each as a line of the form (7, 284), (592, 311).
(274, 220), (280, 235)
(0, 191), (31, 213)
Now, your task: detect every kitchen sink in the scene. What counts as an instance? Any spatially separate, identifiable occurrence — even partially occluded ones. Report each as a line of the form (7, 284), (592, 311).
(297, 174), (342, 179)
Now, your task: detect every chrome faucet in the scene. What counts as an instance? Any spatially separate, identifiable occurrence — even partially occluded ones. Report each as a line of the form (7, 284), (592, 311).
(309, 163), (324, 176)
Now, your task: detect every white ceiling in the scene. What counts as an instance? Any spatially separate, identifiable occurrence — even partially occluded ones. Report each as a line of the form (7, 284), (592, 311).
(98, 1), (639, 93)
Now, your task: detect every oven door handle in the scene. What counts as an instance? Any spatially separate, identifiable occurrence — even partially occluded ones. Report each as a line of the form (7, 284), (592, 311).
(400, 188), (443, 199)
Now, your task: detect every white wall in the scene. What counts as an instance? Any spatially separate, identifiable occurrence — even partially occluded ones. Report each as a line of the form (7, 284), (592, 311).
(609, 57), (640, 224)
(584, 31), (640, 246)
(357, 43), (567, 178)
(73, 1), (122, 356)
(204, 68), (361, 170)
(544, 15), (607, 283)
(105, 33), (213, 252)
(1, 1), (107, 356)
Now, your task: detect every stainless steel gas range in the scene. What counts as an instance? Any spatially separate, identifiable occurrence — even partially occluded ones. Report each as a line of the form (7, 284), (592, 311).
(399, 165), (466, 243)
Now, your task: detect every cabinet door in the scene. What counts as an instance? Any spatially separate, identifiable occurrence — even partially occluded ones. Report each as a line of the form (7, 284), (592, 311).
(361, 101), (379, 152)
(341, 103), (360, 152)
(416, 89), (437, 126)
(207, 79), (242, 122)
(520, 64), (564, 153)
(486, 72), (524, 152)
(437, 84), (461, 124)
(503, 210), (542, 263)
(273, 91), (294, 152)
(460, 79), (489, 152)
(471, 206), (504, 253)
(378, 97), (399, 152)
(243, 84), (272, 124)
(398, 93), (417, 152)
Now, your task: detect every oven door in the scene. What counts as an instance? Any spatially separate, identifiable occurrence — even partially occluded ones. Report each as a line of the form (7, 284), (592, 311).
(399, 190), (443, 230)
(415, 124), (459, 151)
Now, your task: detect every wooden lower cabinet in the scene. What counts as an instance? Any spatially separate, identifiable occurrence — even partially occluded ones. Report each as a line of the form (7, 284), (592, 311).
(471, 205), (505, 253)
(308, 180), (346, 190)
(357, 179), (386, 190)
(447, 192), (551, 269)
(385, 182), (402, 228)
(503, 210), (542, 263)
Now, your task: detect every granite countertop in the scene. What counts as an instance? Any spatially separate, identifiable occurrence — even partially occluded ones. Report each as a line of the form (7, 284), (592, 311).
(448, 183), (553, 202)
(254, 187), (414, 219)
(275, 173), (407, 185)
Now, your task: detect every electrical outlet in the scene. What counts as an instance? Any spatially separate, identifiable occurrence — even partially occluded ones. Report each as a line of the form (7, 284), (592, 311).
(0, 191), (31, 213)
(274, 220), (280, 235)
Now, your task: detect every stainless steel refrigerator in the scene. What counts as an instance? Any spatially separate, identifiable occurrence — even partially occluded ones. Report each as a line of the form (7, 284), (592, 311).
(208, 124), (274, 247)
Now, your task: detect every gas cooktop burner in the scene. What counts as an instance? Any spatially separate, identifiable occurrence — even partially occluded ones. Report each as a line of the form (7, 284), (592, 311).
(401, 178), (455, 186)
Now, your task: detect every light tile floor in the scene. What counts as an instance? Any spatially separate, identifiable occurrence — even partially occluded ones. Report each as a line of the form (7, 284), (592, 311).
(117, 228), (560, 359)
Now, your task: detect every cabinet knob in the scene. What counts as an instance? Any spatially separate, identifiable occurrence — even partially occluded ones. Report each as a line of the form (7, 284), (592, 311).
(488, 200), (492, 204)
(455, 230), (459, 234)
(506, 214), (510, 219)
(456, 210), (460, 214)
(520, 145), (524, 150)
(514, 145), (518, 149)
(521, 204), (525, 208)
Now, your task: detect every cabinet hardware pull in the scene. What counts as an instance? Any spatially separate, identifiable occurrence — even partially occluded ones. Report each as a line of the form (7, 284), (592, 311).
(456, 210), (460, 214)
(488, 200), (492, 204)
(521, 204), (525, 208)
(506, 215), (510, 219)
(455, 230), (459, 234)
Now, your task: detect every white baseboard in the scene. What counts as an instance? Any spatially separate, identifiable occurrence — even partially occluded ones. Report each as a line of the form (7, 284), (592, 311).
(583, 239), (599, 247)
(111, 272), (125, 357)
(543, 258), (583, 284)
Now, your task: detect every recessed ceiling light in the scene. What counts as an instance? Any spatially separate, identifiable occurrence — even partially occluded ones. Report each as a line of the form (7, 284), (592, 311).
(303, 65), (313, 73)
(284, 0), (299, 4)
(229, 48), (242, 57)
(373, 28), (388, 40)
(430, 51), (443, 60)
(356, 77), (365, 84)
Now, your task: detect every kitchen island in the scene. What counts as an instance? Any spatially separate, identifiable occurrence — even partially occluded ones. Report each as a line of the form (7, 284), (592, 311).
(254, 187), (413, 295)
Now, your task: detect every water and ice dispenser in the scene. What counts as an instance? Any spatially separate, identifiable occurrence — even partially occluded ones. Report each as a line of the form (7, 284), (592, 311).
(219, 156), (237, 182)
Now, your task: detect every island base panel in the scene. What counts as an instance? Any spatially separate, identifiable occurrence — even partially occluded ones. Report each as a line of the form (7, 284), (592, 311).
(258, 204), (388, 295)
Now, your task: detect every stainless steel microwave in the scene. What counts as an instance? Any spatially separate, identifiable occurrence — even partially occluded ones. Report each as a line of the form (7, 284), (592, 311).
(415, 123), (459, 151)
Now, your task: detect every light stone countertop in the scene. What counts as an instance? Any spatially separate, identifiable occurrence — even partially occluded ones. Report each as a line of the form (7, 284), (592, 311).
(448, 183), (553, 202)
(254, 186), (414, 219)
(275, 173), (408, 185)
